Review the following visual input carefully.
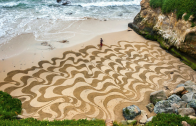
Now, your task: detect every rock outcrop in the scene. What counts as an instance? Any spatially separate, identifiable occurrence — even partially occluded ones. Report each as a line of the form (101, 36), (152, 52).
(129, 0), (196, 70)
(150, 90), (167, 105)
(122, 105), (141, 120)
(153, 81), (196, 116)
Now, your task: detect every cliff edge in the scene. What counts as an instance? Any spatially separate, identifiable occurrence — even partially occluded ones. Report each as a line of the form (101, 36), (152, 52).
(129, 0), (196, 69)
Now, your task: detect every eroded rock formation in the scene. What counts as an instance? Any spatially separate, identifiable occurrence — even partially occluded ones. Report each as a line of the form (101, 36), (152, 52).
(129, 0), (196, 69)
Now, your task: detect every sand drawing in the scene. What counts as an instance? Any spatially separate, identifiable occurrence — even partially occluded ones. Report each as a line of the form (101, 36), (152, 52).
(0, 40), (196, 121)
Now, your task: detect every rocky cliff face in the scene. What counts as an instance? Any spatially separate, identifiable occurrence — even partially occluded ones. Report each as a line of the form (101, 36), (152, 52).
(129, 0), (196, 69)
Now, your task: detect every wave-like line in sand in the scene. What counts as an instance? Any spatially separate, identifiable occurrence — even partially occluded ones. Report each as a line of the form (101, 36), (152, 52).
(0, 40), (196, 121)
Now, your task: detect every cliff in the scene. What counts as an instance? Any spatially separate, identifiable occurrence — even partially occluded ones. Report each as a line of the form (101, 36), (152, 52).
(129, 0), (196, 69)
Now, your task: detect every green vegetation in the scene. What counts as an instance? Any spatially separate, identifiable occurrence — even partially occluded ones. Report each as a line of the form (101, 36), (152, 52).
(0, 91), (115, 126)
(146, 113), (196, 126)
(0, 91), (22, 119)
(138, 31), (196, 70)
(191, 22), (196, 27)
(124, 107), (130, 115)
(170, 47), (196, 70)
(150, 0), (196, 21)
(0, 118), (106, 126)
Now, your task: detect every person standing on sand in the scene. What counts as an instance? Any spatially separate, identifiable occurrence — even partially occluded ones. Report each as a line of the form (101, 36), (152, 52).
(100, 38), (103, 47)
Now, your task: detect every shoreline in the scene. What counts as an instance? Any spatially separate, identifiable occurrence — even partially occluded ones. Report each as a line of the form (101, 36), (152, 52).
(0, 19), (196, 122)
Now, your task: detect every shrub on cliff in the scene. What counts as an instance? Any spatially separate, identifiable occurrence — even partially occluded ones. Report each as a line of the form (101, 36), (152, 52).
(0, 91), (22, 119)
(150, 0), (196, 21)
(146, 113), (196, 126)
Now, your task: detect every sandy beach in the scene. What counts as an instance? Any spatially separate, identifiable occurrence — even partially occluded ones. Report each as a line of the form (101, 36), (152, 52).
(0, 19), (196, 122)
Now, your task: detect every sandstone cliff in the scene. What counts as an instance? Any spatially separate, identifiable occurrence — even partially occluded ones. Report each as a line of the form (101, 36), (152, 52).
(129, 0), (196, 69)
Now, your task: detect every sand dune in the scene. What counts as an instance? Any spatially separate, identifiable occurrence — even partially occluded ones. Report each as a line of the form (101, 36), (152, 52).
(1, 38), (196, 122)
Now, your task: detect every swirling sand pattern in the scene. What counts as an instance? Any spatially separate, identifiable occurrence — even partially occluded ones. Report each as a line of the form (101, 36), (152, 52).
(0, 41), (196, 121)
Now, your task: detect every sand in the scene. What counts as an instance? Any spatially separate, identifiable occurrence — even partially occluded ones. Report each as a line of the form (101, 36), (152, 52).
(0, 19), (196, 122)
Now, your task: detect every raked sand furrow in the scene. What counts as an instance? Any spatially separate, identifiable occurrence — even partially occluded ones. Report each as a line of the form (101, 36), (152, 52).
(0, 40), (196, 122)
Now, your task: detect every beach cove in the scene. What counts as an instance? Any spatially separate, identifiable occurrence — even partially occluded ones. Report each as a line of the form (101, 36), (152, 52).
(1, 0), (196, 124)
(1, 19), (196, 122)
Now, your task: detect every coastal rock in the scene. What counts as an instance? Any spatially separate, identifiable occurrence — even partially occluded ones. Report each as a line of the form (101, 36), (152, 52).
(170, 101), (186, 113)
(176, 84), (185, 88)
(187, 99), (196, 109)
(181, 90), (189, 95)
(150, 90), (167, 105)
(188, 115), (196, 120)
(176, 101), (187, 108)
(184, 81), (196, 86)
(181, 93), (194, 102)
(154, 99), (186, 114)
(184, 86), (196, 93)
(178, 108), (195, 117)
(167, 94), (182, 102)
(154, 100), (175, 114)
(128, 0), (196, 68)
(139, 110), (148, 124)
(146, 103), (154, 112)
(182, 121), (191, 126)
(105, 119), (113, 126)
(184, 81), (196, 94)
(171, 103), (180, 113)
(123, 105), (141, 120)
(169, 87), (185, 96)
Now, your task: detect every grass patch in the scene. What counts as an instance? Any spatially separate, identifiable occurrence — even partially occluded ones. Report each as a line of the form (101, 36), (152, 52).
(0, 118), (106, 126)
(0, 91), (117, 126)
(146, 113), (196, 126)
(150, 0), (196, 21)
(0, 91), (22, 119)
(191, 22), (196, 27)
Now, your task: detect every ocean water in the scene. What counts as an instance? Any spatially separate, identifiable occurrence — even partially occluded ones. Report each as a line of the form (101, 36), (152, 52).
(0, 0), (141, 44)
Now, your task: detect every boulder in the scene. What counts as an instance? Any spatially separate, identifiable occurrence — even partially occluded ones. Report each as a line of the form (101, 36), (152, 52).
(178, 108), (195, 116)
(187, 99), (196, 109)
(167, 94), (182, 102)
(146, 103), (154, 112)
(127, 120), (137, 125)
(154, 100), (175, 114)
(171, 103), (180, 113)
(177, 101), (187, 108)
(181, 90), (189, 95)
(183, 81), (196, 94)
(105, 119), (113, 126)
(176, 84), (185, 88)
(139, 110), (148, 124)
(181, 121), (191, 126)
(150, 90), (167, 105)
(170, 101), (187, 113)
(188, 115), (196, 120)
(184, 81), (196, 86)
(169, 87), (185, 96)
(123, 105), (141, 120)
(181, 93), (194, 102)
(184, 86), (195, 93)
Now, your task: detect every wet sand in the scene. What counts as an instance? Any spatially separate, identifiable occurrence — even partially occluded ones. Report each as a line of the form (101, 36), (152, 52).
(0, 19), (196, 122)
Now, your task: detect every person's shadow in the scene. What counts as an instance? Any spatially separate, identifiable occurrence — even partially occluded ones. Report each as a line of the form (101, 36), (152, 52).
(98, 44), (103, 50)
